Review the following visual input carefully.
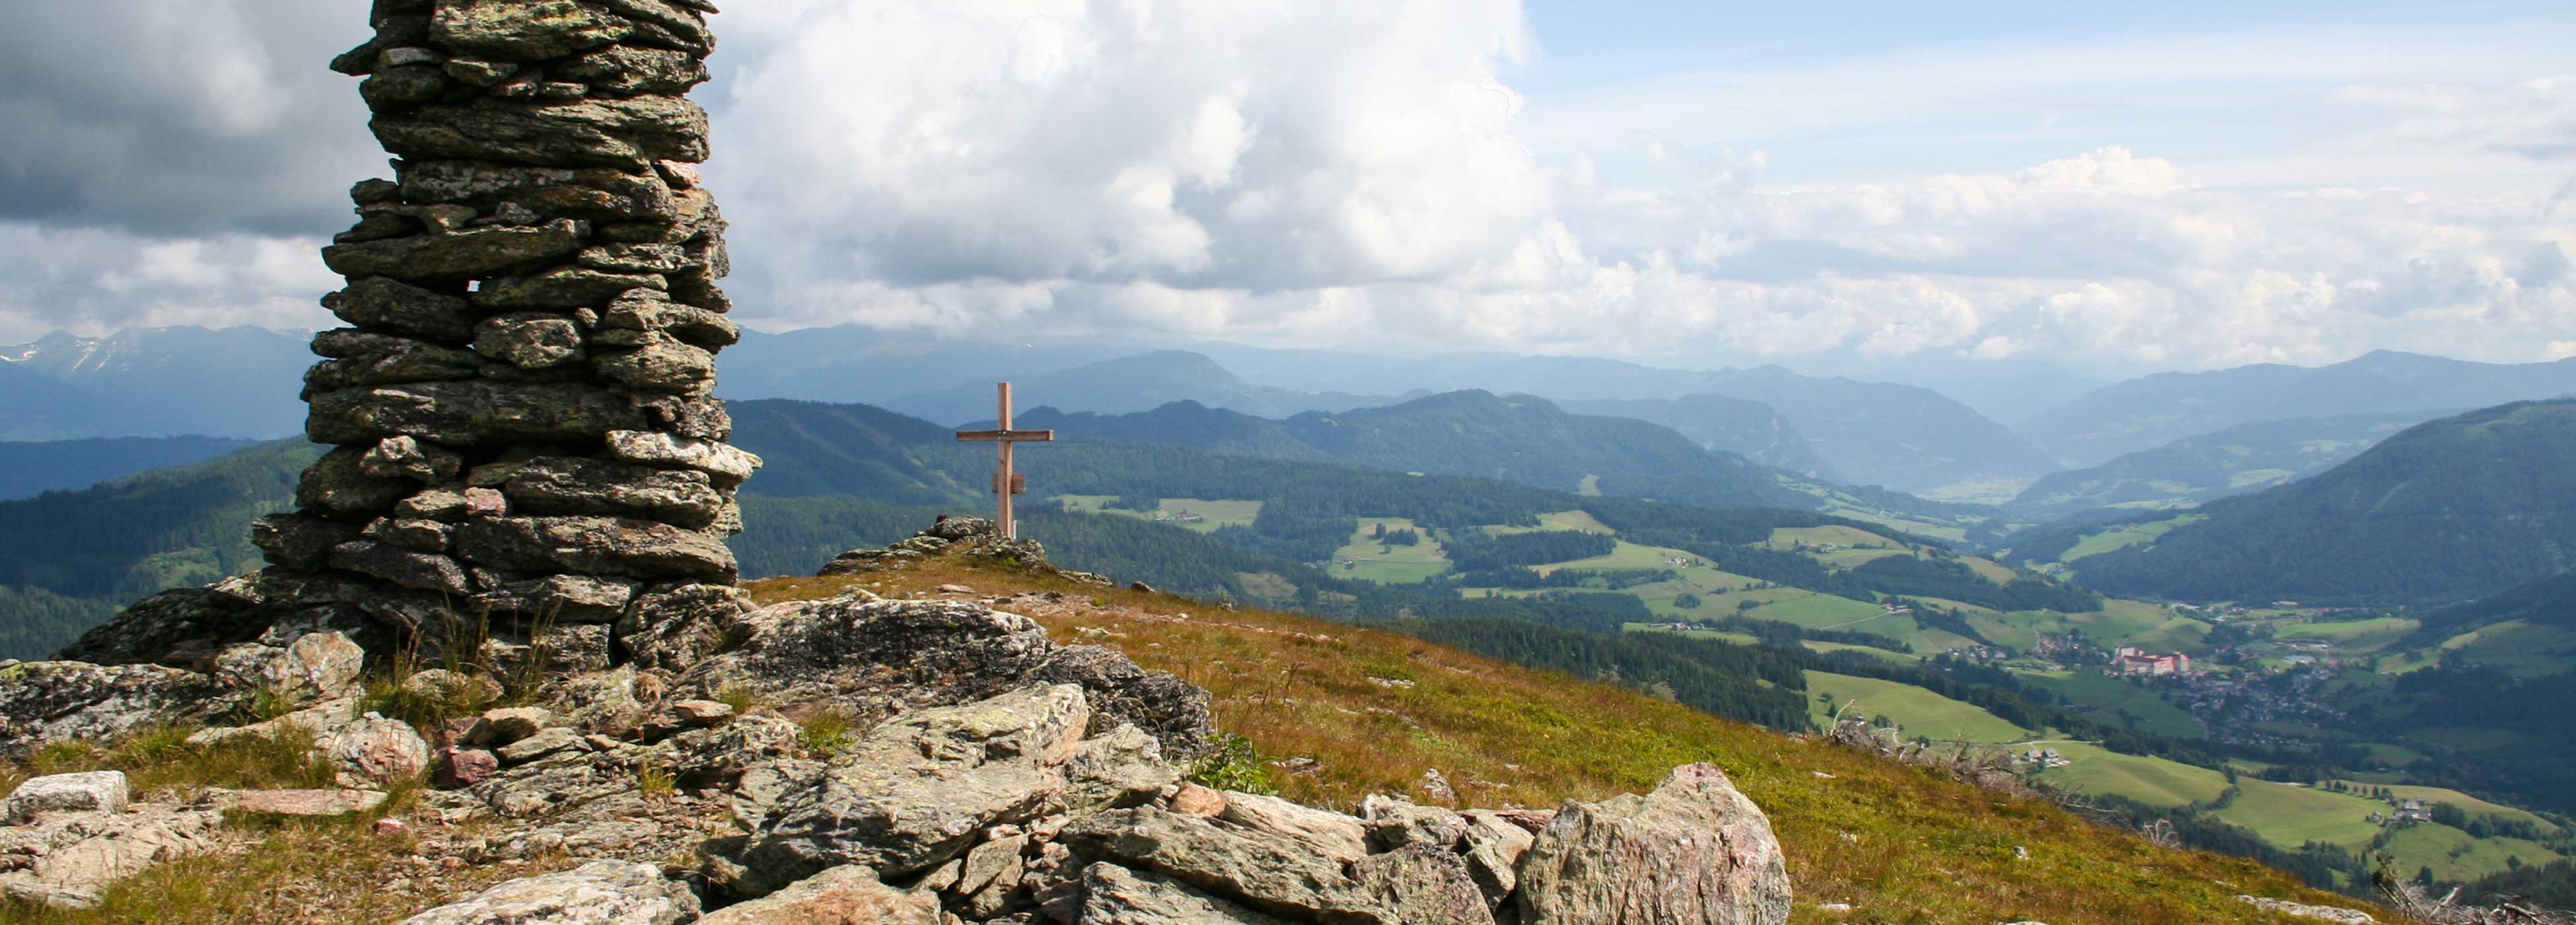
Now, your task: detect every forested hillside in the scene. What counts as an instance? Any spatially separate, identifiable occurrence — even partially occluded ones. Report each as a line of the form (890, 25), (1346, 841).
(2075, 400), (2576, 604)
(0, 435), (258, 500)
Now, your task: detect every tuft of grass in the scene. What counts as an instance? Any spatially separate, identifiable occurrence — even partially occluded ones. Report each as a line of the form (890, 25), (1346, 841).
(359, 665), (502, 733)
(795, 710), (856, 757)
(637, 762), (676, 800)
(713, 683), (763, 716)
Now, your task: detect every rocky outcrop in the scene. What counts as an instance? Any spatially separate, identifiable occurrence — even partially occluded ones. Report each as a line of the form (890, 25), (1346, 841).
(396, 860), (699, 925)
(692, 593), (1217, 758)
(62, 0), (760, 680)
(1515, 764), (1793, 925)
(0, 772), (223, 910)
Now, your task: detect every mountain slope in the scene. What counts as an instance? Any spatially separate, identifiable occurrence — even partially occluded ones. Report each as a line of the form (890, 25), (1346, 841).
(0, 436), (260, 501)
(1559, 394), (1841, 480)
(2021, 351), (2576, 468)
(1687, 367), (2060, 493)
(2075, 400), (2576, 603)
(2007, 411), (2441, 520)
(0, 326), (311, 440)
(879, 350), (1388, 425)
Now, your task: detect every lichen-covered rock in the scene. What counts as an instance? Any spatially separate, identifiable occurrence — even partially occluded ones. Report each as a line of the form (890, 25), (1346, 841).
(1064, 723), (1180, 813)
(306, 380), (653, 447)
(501, 457), (724, 528)
(212, 630), (367, 702)
(451, 515), (736, 581)
(472, 313), (587, 369)
(3, 772), (129, 823)
(1061, 805), (1402, 923)
(725, 684), (1091, 896)
(0, 661), (241, 757)
(396, 860), (698, 925)
(371, 96), (711, 170)
(698, 596), (1213, 757)
(1514, 763), (1792, 925)
(613, 582), (752, 670)
(0, 803), (223, 909)
(323, 714), (432, 788)
(321, 222), (587, 282)
(1079, 863), (1293, 925)
(696, 865), (941, 924)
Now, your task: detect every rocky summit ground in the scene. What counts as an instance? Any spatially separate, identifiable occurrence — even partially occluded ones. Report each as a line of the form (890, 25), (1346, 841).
(0, 518), (2377, 924)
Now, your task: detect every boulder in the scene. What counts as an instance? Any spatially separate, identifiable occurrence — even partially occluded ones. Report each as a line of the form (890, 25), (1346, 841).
(299, 445), (413, 517)
(1361, 794), (1470, 852)
(429, 0), (635, 61)
(1063, 723), (1179, 813)
(0, 804), (223, 909)
(227, 788), (390, 817)
(614, 583), (753, 669)
(501, 457), (725, 529)
(1459, 810), (1537, 906)
(472, 313), (587, 369)
(476, 266), (666, 309)
(467, 706), (554, 746)
(58, 586), (272, 667)
(306, 379), (651, 447)
(3, 772), (128, 823)
(592, 333), (715, 394)
(1514, 763), (1791, 925)
(0, 661), (240, 757)
(398, 159), (679, 223)
(1347, 844), (1496, 925)
(1062, 805), (1404, 923)
(213, 630), (367, 701)
(696, 865), (940, 924)
(361, 435), (466, 482)
(320, 222), (585, 283)
(699, 596), (1211, 757)
(251, 515), (369, 571)
(603, 429), (760, 486)
(371, 96), (711, 170)
(1079, 863), (1293, 925)
(322, 714), (432, 788)
(1215, 792), (1371, 864)
(396, 860), (698, 925)
(322, 277), (482, 340)
(450, 515), (736, 582)
(727, 684), (1091, 895)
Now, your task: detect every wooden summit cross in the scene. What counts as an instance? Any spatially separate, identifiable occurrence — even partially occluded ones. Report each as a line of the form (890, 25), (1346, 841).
(955, 382), (1054, 540)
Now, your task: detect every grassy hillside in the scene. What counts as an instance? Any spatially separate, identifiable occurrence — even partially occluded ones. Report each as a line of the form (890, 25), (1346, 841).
(748, 554), (2361, 925)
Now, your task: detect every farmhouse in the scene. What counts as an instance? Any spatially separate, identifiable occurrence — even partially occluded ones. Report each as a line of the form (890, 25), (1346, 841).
(2115, 646), (2192, 677)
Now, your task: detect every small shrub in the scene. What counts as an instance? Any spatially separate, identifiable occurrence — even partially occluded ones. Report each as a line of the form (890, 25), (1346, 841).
(796, 710), (856, 757)
(714, 684), (763, 716)
(1184, 733), (1275, 796)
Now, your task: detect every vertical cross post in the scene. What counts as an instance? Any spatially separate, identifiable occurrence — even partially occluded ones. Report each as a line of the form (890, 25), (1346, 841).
(955, 382), (1054, 540)
(995, 382), (1016, 538)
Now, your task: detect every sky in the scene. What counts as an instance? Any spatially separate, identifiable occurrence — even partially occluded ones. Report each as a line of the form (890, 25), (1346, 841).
(1, 1), (2571, 379)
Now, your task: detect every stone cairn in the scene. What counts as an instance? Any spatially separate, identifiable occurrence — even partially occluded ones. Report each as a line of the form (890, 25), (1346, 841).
(246, 0), (758, 671)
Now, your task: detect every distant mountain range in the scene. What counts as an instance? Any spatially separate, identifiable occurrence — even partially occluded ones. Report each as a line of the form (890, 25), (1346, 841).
(991, 390), (1816, 511)
(2018, 351), (2576, 468)
(2005, 410), (2444, 521)
(2071, 400), (2576, 604)
(0, 327), (310, 441)
(0, 436), (260, 501)
(879, 350), (1395, 425)
(1559, 395), (1840, 480)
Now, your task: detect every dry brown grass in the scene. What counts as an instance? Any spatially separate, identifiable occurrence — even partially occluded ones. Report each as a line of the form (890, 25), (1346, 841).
(756, 554), (2377, 925)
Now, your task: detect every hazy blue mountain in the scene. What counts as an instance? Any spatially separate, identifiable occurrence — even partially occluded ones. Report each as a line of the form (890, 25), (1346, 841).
(878, 350), (1392, 425)
(2019, 350), (2576, 468)
(715, 326), (1145, 405)
(2075, 400), (2576, 604)
(1557, 394), (1840, 480)
(0, 436), (260, 500)
(0, 326), (310, 440)
(2005, 410), (2444, 520)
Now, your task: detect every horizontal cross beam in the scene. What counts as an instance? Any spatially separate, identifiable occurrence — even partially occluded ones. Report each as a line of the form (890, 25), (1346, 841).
(956, 429), (1055, 443)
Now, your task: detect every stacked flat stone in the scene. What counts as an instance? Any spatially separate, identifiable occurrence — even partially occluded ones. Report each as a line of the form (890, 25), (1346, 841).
(249, 0), (758, 669)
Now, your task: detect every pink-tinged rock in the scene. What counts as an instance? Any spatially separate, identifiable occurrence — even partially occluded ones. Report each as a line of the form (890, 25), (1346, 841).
(376, 817), (410, 837)
(1168, 782), (1226, 819)
(437, 747), (499, 788)
(1515, 763), (1791, 925)
(697, 866), (940, 924)
(234, 788), (389, 817)
(324, 714), (431, 788)
(461, 487), (508, 519)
